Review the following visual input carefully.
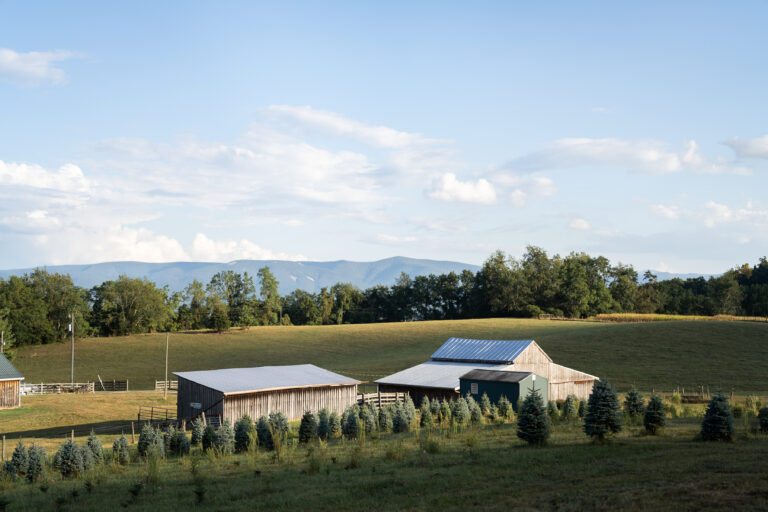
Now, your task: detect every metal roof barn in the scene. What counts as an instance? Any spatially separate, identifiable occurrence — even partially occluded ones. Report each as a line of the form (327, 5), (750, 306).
(430, 338), (535, 364)
(0, 353), (24, 409)
(174, 364), (360, 423)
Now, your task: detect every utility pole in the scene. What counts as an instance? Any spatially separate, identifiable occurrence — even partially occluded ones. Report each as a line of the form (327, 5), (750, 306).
(70, 312), (75, 384)
(1, 330), (4, 354)
(164, 332), (169, 400)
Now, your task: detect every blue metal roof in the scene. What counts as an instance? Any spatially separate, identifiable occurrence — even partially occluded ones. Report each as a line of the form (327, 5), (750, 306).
(0, 353), (24, 381)
(375, 361), (509, 390)
(430, 337), (534, 364)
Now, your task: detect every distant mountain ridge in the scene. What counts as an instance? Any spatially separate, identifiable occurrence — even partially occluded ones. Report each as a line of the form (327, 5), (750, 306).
(0, 257), (481, 295)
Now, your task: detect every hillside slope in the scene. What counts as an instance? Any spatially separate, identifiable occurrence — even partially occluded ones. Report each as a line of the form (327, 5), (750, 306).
(12, 318), (768, 393)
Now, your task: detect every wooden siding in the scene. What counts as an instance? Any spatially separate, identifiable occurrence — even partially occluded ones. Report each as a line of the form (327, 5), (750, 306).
(222, 384), (357, 423)
(509, 358), (596, 402)
(549, 380), (595, 401)
(0, 379), (20, 408)
(377, 384), (455, 405)
(177, 376), (224, 422)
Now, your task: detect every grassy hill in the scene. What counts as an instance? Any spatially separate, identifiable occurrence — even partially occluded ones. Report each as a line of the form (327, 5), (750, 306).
(12, 318), (768, 393)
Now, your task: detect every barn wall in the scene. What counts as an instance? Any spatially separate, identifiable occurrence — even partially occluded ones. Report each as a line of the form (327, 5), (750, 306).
(177, 377), (224, 422)
(549, 380), (595, 401)
(0, 380), (20, 408)
(377, 384), (456, 405)
(222, 384), (358, 423)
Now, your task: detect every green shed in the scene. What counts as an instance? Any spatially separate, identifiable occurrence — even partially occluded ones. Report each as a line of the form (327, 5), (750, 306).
(459, 369), (547, 410)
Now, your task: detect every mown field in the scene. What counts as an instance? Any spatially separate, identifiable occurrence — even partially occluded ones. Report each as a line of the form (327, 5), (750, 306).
(11, 318), (768, 393)
(0, 413), (766, 512)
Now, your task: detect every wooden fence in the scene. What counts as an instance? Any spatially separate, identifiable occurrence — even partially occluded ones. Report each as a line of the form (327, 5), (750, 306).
(96, 379), (129, 392)
(137, 406), (177, 424)
(357, 391), (409, 407)
(154, 380), (178, 391)
(21, 382), (94, 395)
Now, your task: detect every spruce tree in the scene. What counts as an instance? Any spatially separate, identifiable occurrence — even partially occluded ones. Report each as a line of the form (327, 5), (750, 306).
(453, 397), (470, 425)
(517, 387), (550, 446)
(758, 406), (768, 433)
(256, 416), (273, 450)
(420, 396), (431, 416)
(497, 395), (512, 421)
(26, 444), (46, 483)
(403, 395), (417, 425)
(86, 432), (104, 464)
(578, 399), (586, 418)
(269, 412), (290, 444)
(547, 401), (560, 422)
(420, 399), (434, 429)
(701, 391), (734, 441)
(112, 435), (130, 465)
(479, 393), (491, 416)
(174, 431), (191, 456)
(329, 411), (342, 438)
(56, 440), (84, 478)
(584, 380), (623, 441)
(191, 418), (205, 446)
(430, 398), (441, 417)
(202, 425), (217, 451)
(624, 388), (645, 422)
(643, 395), (666, 435)
(439, 399), (452, 426)
(378, 406), (393, 432)
(563, 395), (578, 421)
(362, 408), (377, 434)
(299, 411), (319, 444)
(470, 402), (483, 425)
(393, 406), (410, 433)
(234, 414), (254, 453)
(215, 421), (235, 454)
(10, 442), (28, 475)
(317, 408), (331, 439)
(344, 409), (361, 438)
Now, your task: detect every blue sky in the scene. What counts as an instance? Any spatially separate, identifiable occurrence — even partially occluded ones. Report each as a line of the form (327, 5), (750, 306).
(1, 1), (767, 273)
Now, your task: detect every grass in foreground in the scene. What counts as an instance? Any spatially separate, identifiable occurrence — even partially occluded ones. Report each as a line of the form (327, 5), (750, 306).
(1, 418), (767, 511)
(12, 318), (768, 393)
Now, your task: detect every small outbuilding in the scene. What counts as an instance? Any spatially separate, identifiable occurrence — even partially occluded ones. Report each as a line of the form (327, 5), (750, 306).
(459, 369), (548, 409)
(0, 353), (24, 409)
(175, 364), (360, 424)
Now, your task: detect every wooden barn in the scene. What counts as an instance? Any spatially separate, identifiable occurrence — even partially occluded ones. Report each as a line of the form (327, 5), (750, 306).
(0, 353), (24, 409)
(377, 337), (597, 402)
(174, 364), (360, 424)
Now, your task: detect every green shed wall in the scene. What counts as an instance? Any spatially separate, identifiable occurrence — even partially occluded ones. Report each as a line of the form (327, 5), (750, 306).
(460, 374), (548, 410)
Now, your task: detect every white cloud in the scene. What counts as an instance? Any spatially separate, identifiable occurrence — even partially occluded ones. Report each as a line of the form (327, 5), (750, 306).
(650, 204), (681, 220)
(0, 48), (75, 85)
(703, 201), (768, 228)
(0, 210), (61, 233)
(724, 135), (768, 159)
(375, 234), (417, 244)
(0, 161), (91, 194)
(191, 233), (305, 262)
(492, 173), (557, 207)
(427, 173), (497, 204)
(509, 138), (749, 175)
(569, 218), (591, 230)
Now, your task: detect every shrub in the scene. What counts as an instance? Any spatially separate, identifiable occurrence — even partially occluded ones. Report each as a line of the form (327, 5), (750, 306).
(497, 395), (512, 421)
(174, 431), (191, 456)
(420, 396), (431, 416)
(112, 435), (130, 465)
(11, 442), (28, 475)
(56, 440), (84, 478)
(163, 425), (177, 455)
(624, 388), (645, 420)
(439, 399), (452, 426)
(643, 395), (666, 435)
(701, 392), (734, 442)
(26, 444), (46, 483)
(85, 433), (103, 464)
(234, 415), (255, 453)
(2, 460), (17, 482)
(256, 416), (273, 450)
(469, 402), (483, 425)
(758, 407), (768, 433)
(562, 395), (578, 421)
(453, 397), (470, 426)
(329, 411), (342, 438)
(317, 408), (331, 440)
(378, 407), (393, 432)
(299, 411), (319, 444)
(191, 418), (205, 446)
(517, 387), (550, 446)
(670, 392), (682, 404)
(479, 393), (491, 416)
(393, 406), (410, 433)
(269, 412), (290, 443)
(547, 401), (560, 422)
(745, 395), (760, 414)
(583, 380), (623, 441)
(488, 404), (499, 423)
(464, 393), (477, 411)
(81, 444), (95, 471)
(202, 425), (217, 452)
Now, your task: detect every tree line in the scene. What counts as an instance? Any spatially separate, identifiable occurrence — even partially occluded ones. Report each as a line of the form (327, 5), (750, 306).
(1, 247), (767, 350)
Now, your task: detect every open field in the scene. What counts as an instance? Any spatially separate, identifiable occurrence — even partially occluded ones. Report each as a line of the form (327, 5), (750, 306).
(594, 313), (768, 323)
(0, 413), (767, 511)
(11, 318), (768, 393)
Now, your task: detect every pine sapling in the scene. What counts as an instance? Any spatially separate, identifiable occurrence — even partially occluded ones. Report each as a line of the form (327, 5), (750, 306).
(643, 395), (666, 435)
(517, 387), (550, 446)
(701, 391), (734, 441)
(583, 380), (623, 442)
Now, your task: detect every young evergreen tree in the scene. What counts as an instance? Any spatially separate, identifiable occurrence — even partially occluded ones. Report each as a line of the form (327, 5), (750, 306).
(562, 395), (578, 421)
(497, 395), (512, 421)
(420, 399), (434, 429)
(403, 395), (417, 425)
(758, 406), (768, 433)
(378, 406), (393, 432)
(328, 411), (342, 438)
(10, 442), (28, 475)
(430, 398), (441, 417)
(701, 391), (734, 441)
(216, 421), (235, 455)
(643, 395), (666, 435)
(268, 412), (290, 444)
(112, 435), (130, 465)
(26, 444), (46, 483)
(578, 399), (586, 418)
(453, 397), (470, 425)
(393, 406), (410, 433)
(624, 388), (645, 422)
(256, 416), (273, 450)
(583, 380), (623, 441)
(362, 408), (377, 434)
(547, 401), (560, 422)
(298, 411), (319, 444)
(439, 399), (452, 426)
(317, 408), (331, 439)
(191, 418), (205, 446)
(234, 414), (255, 453)
(86, 432), (104, 464)
(80, 445), (95, 471)
(343, 409), (361, 438)
(517, 387), (550, 446)
(56, 440), (84, 478)
(420, 396), (431, 416)
(202, 425), (217, 452)
(470, 402), (483, 425)
(479, 393), (492, 416)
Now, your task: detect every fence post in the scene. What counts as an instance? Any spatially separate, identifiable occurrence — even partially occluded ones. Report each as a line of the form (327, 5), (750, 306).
(131, 422), (135, 444)
(378, 390), (381, 408)
(126, 380), (129, 392)
(71, 429), (74, 441)
(201, 411), (207, 426)
(2, 435), (5, 460)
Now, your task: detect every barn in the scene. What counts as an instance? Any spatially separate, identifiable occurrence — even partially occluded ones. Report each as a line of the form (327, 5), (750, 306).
(459, 369), (548, 408)
(0, 353), (24, 409)
(174, 364), (360, 424)
(377, 337), (596, 402)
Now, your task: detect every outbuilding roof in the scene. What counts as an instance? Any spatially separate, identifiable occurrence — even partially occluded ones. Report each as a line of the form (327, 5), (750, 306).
(375, 361), (510, 391)
(430, 337), (534, 364)
(0, 353), (24, 381)
(459, 369), (536, 383)
(174, 364), (360, 395)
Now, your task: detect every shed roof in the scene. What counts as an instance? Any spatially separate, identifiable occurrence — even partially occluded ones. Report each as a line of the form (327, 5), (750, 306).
(375, 361), (509, 391)
(0, 353), (24, 381)
(459, 369), (536, 383)
(430, 337), (534, 364)
(174, 364), (360, 395)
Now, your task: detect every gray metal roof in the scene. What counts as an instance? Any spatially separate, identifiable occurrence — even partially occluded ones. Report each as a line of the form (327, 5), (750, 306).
(459, 369), (534, 383)
(430, 337), (534, 364)
(376, 361), (510, 390)
(0, 353), (24, 381)
(174, 364), (360, 395)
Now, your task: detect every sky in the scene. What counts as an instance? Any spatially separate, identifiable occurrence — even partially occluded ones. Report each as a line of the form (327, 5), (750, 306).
(1, 1), (767, 274)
